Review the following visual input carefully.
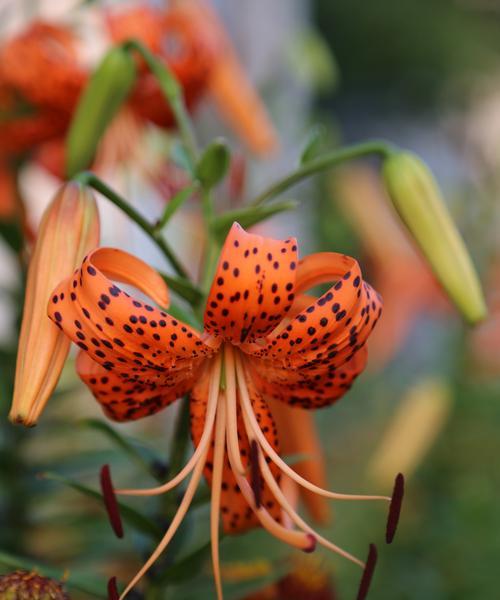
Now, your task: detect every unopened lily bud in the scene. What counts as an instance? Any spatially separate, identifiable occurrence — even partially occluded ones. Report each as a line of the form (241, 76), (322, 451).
(10, 183), (100, 426)
(0, 571), (69, 599)
(383, 151), (486, 324)
(66, 46), (136, 177)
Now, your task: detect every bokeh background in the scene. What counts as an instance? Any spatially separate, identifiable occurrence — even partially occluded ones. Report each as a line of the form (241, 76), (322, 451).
(1, 0), (499, 598)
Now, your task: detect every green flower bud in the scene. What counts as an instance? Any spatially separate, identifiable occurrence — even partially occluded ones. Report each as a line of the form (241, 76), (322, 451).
(195, 138), (230, 189)
(383, 151), (486, 324)
(0, 571), (69, 599)
(66, 46), (136, 177)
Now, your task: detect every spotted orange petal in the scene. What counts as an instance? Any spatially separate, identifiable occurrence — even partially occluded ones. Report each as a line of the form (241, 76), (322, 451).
(48, 247), (216, 420)
(0, 21), (86, 113)
(190, 366), (282, 533)
(242, 252), (381, 408)
(204, 223), (298, 344)
(77, 351), (192, 421)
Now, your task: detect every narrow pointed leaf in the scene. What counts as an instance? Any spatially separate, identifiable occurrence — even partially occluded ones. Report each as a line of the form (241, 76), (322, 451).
(40, 471), (162, 540)
(213, 200), (297, 241)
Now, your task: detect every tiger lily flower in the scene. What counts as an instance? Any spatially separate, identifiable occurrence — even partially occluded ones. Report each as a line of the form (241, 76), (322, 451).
(48, 223), (402, 599)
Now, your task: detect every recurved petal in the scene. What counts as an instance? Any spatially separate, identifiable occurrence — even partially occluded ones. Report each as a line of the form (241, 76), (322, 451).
(48, 247), (216, 418)
(243, 252), (381, 408)
(204, 222), (298, 344)
(77, 352), (191, 422)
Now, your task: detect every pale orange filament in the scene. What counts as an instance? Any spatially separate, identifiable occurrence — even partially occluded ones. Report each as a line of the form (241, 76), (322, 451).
(113, 344), (389, 599)
(116, 354), (221, 497)
(223, 345), (246, 476)
(119, 424), (211, 599)
(224, 391), (315, 552)
(210, 392), (227, 600)
(239, 404), (364, 568)
(235, 354), (391, 503)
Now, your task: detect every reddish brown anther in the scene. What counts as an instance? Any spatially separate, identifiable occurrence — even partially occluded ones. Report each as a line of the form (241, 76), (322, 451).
(386, 472), (404, 544)
(303, 533), (317, 554)
(249, 439), (262, 508)
(107, 576), (119, 600)
(356, 544), (377, 600)
(100, 464), (124, 538)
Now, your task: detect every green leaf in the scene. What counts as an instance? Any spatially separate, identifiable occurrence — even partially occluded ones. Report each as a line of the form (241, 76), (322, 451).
(300, 126), (327, 165)
(160, 273), (204, 307)
(155, 539), (212, 585)
(195, 139), (230, 190)
(212, 200), (298, 241)
(40, 471), (162, 540)
(156, 184), (197, 230)
(0, 550), (107, 597)
(79, 419), (162, 480)
(166, 303), (202, 329)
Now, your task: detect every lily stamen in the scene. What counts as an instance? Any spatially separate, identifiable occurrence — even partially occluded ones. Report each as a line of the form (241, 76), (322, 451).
(118, 434), (211, 600)
(115, 355), (222, 497)
(236, 354), (391, 503)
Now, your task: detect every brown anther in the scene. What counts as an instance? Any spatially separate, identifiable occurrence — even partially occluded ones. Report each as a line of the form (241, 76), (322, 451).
(249, 439), (262, 508)
(357, 543), (377, 600)
(386, 472), (404, 544)
(100, 464), (124, 538)
(107, 576), (119, 599)
(303, 533), (317, 553)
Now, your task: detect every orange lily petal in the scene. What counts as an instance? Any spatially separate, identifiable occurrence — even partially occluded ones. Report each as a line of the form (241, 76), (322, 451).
(0, 21), (86, 113)
(242, 252), (381, 408)
(48, 247), (215, 421)
(204, 222), (298, 344)
(76, 351), (190, 421)
(190, 366), (282, 533)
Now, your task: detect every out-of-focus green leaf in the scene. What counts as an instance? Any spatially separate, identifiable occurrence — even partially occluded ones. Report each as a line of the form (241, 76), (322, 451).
(0, 220), (23, 253)
(300, 126), (327, 164)
(40, 471), (162, 540)
(79, 419), (162, 480)
(160, 273), (204, 307)
(0, 550), (107, 597)
(155, 539), (212, 584)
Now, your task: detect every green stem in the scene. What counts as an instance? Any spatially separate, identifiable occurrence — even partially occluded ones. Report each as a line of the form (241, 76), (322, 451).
(251, 140), (395, 206)
(200, 189), (220, 297)
(74, 171), (189, 279)
(155, 184), (198, 232)
(124, 39), (198, 166)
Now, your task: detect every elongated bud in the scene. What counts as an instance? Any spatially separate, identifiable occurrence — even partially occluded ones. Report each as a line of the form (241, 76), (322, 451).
(383, 151), (486, 324)
(66, 46), (136, 177)
(0, 571), (69, 599)
(10, 183), (100, 426)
